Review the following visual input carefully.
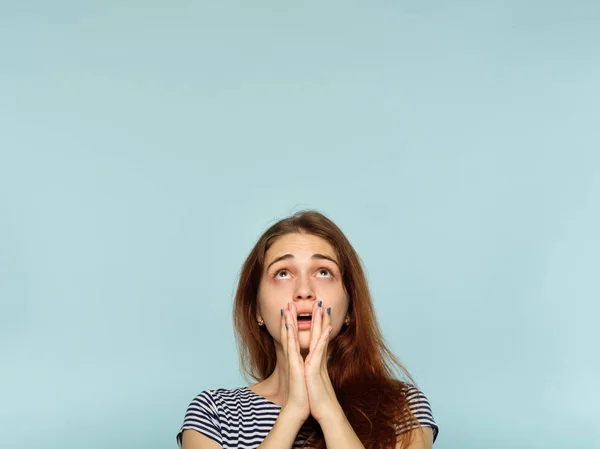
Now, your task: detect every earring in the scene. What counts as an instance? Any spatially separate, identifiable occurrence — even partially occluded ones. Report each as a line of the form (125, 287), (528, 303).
(344, 316), (351, 326)
(257, 318), (264, 326)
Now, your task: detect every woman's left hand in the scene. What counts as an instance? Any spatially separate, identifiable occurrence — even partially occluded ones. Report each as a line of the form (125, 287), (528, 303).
(304, 300), (342, 424)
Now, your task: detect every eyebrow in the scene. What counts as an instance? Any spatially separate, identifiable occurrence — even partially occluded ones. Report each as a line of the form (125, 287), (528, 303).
(265, 253), (340, 272)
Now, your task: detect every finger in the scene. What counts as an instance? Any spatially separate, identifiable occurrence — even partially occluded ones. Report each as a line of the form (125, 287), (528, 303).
(285, 311), (303, 369)
(320, 307), (333, 367)
(281, 308), (288, 357)
(290, 303), (299, 333)
(309, 300), (323, 354)
(312, 323), (333, 368)
(290, 303), (301, 354)
(325, 306), (332, 332)
(323, 307), (333, 363)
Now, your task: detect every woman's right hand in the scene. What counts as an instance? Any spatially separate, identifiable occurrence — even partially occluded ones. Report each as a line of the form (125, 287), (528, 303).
(281, 303), (310, 423)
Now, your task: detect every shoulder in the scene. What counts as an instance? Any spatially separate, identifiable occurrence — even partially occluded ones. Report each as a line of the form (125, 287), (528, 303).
(177, 387), (281, 448)
(177, 390), (223, 448)
(184, 389), (220, 416)
(402, 384), (432, 408)
(177, 387), (254, 448)
(183, 385), (278, 420)
(399, 384), (440, 443)
(186, 386), (257, 410)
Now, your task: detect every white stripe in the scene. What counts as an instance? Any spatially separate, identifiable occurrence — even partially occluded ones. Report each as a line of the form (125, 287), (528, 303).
(177, 385), (438, 448)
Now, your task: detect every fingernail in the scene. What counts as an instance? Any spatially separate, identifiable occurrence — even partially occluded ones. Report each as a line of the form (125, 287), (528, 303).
(318, 300), (322, 307)
(327, 307), (331, 315)
(285, 323), (288, 330)
(280, 309), (284, 316)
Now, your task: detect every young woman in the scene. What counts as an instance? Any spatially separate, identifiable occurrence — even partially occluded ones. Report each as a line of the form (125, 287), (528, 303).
(177, 210), (439, 448)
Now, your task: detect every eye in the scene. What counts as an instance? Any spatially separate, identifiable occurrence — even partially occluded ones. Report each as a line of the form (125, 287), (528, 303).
(274, 269), (291, 279)
(317, 268), (333, 278)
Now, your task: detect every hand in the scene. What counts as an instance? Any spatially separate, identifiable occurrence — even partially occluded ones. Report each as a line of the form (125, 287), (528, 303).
(304, 301), (341, 423)
(281, 304), (310, 422)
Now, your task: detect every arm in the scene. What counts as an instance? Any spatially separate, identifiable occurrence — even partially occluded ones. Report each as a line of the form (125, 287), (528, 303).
(182, 408), (305, 449)
(257, 407), (307, 449)
(181, 429), (221, 449)
(318, 407), (365, 449)
(397, 427), (434, 449)
(319, 408), (434, 449)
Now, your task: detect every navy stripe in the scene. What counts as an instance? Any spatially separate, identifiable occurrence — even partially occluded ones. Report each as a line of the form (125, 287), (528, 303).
(177, 385), (439, 448)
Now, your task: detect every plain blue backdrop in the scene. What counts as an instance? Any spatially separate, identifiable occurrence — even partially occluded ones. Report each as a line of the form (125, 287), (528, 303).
(1, 1), (599, 448)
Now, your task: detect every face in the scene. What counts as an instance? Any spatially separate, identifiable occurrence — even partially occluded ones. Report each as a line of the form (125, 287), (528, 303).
(257, 232), (350, 351)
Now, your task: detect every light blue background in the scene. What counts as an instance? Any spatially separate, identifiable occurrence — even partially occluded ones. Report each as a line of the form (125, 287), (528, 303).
(1, 1), (599, 448)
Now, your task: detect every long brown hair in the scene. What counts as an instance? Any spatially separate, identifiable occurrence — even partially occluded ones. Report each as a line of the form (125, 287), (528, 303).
(233, 210), (423, 449)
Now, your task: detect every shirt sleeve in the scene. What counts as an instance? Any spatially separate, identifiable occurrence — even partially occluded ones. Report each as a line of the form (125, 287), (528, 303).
(396, 386), (439, 443)
(176, 390), (222, 448)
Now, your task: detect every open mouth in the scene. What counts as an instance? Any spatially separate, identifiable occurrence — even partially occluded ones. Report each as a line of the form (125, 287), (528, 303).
(296, 313), (313, 330)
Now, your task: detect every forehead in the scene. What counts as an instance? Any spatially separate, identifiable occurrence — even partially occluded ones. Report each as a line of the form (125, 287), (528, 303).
(266, 233), (336, 259)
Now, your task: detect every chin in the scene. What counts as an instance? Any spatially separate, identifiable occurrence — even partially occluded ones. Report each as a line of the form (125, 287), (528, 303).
(296, 329), (337, 349)
(297, 331), (312, 347)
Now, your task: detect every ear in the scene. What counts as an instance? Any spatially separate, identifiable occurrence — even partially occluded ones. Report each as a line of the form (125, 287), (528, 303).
(255, 306), (262, 322)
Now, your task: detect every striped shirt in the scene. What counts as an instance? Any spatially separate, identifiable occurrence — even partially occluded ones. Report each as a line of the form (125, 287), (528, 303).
(176, 385), (439, 448)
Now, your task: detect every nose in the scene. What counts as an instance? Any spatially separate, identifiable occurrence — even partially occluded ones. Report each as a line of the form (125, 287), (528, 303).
(293, 275), (315, 301)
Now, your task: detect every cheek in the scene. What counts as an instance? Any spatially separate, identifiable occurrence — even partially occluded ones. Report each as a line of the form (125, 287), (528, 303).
(260, 281), (293, 302)
(257, 283), (291, 315)
(318, 280), (347, 298)
(317, 285), (349, 312)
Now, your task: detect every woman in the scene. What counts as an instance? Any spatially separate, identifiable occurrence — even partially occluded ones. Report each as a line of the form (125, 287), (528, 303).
(177, 210), (439, 448)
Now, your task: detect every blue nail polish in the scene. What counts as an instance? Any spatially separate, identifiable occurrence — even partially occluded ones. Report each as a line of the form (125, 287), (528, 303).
(285, 323), (288, 330)
(280, 309), (284, 316)
(327, 307), (331, 315)
(318, 301), (322, 307)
